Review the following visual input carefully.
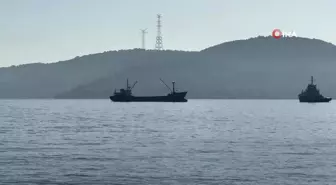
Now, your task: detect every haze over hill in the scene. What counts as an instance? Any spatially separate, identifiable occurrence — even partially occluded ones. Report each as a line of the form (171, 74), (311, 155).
(1, 36), (336, 99)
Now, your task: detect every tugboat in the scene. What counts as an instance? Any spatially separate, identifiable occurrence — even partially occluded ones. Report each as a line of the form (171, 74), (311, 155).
(298, 76), (332, 103)
(109, 79), (187, 102)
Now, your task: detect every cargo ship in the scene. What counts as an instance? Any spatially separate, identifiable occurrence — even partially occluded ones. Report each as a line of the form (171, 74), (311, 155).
(298, 76), (332, 103)
(109, 79), (187, 102)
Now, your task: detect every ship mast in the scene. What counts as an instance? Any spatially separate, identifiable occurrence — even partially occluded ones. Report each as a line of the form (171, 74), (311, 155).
(172, 81), (175, 93)
(160, 78), (173, 93)
(131, 81), (137, 89)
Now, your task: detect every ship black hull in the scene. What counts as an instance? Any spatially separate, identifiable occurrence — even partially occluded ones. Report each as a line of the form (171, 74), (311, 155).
(110, 92), (188, 102)
(299, 97), (332, 103)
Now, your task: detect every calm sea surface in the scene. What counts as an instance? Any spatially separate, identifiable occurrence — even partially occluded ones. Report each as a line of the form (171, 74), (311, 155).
(1, 100), (336, 185)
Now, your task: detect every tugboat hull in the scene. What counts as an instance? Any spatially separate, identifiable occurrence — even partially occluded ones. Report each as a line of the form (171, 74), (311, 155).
(299, 97), (332, 103)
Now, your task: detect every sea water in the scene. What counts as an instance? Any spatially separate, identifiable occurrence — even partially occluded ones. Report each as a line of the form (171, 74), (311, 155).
(0, 100), (336, 185)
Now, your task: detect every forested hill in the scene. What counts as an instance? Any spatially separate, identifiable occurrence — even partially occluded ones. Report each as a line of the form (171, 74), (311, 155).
(1, 36), (336, 99)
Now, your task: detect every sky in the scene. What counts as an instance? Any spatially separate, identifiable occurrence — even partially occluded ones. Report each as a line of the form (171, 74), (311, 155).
(0, 0), (335, 67)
